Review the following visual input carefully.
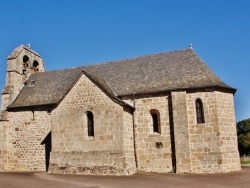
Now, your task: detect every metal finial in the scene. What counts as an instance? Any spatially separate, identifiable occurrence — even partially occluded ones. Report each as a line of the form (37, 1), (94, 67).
(189, 43), (193, 49)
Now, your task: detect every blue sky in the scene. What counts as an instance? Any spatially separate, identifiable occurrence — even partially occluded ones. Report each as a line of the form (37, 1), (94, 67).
(0, 0), (249, 121)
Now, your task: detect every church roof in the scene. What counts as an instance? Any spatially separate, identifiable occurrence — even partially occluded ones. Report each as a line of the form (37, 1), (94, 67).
(85, 48), (235, 96)
(7, 45), (41, 60)
(8, 68), (83, 108)
(8, 48), (235, 109)
(8, 67), (132, 109)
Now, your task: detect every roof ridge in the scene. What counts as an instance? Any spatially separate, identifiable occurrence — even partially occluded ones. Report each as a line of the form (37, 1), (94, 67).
(87, 48), (192, 67)
(35, 66), (84, 74)
(7, 44), (41, 60)
(38, 48), (193, 73)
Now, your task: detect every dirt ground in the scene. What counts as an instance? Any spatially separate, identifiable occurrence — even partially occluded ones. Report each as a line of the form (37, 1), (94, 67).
(0, 166), (249, 188)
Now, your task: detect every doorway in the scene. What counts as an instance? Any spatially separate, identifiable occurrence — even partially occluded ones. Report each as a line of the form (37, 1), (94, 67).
(41, 132), (51, 172)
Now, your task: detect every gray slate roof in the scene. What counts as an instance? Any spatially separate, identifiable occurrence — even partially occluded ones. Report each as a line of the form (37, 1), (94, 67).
(8, 68), (83, 108)
(8, 48), (235, 108)
(8, 67), (131, 109)
(85, 49), (234, 96)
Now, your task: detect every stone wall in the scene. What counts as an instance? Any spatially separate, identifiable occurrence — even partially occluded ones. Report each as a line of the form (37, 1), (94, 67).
(3, 107), (51, 171)
(131, 95), (173, 173)
(0, 121), (8, 170)
(49, 74), (136, 175)
(215, 91), (241, 171)
(0, 46), (49, 172)
(186, 90), (240, 173)
(121, 106), (137, 174)
(124, 90), (240, 174)
(171, 91), (191, 173)
(1, 87), (240, 174)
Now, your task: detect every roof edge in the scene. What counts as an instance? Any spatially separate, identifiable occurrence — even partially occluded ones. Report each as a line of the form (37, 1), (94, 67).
(119, 86), (236, 98)
(7, 44), (42, 60)
(7, 103), (56, 110)
(82, 69), (135, 110)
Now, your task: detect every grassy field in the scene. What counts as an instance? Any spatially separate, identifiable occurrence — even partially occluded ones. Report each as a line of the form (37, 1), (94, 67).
(241, 160), (250, 164)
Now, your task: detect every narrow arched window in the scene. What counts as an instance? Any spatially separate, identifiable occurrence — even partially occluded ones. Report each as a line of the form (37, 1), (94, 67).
(23, 55), (29, 66)
(196, 99), (205, 124)
(32, 60), (39, 73)
(33, 60), (39, 67)
(22, 55), (29, 75)
(150, 109), (161, 134)
(86, 111), (94, 137)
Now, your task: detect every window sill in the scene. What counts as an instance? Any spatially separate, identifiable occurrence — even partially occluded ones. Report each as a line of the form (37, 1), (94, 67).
(196, 122), (206, 125)
(149, 132), (161, 137)
(85, 136), (94, 141)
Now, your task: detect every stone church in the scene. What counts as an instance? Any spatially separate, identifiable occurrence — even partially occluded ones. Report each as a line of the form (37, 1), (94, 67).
(0, 45), (240, 175)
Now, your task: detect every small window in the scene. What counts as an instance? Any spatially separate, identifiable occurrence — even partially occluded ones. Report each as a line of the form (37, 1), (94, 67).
(28, 80), (36, 87)
(150, 109), (161, 133)
(86, 111), (94, 137)
(196, 99), (205, 124)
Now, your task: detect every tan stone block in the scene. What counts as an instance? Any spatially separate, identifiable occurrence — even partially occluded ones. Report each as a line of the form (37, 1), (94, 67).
(181, 158), (191, 164)
(163, 153), (171, 158)
(197, 155), (204, 160)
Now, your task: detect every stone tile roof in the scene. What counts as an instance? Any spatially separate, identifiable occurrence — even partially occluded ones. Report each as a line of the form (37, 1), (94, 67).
(85, 49), (234, 96)
(8, 48), (235, 108)
(8, 68), (133, 109)
(8, 68), (83, 108)
(7, 45), (41, 60)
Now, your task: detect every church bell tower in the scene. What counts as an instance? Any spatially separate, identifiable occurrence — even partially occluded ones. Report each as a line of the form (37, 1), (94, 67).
(1, 45), (45, 111)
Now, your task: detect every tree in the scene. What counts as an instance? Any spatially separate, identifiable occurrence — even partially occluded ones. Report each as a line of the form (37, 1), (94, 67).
(237, 118), (250, 156)
(237, 118), (250, 134)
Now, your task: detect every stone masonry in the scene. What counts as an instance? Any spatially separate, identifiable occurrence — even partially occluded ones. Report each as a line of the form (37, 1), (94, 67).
(186, 90), (240, 173)
(129, 95), (173, 173)
(4, 108), (51, 171)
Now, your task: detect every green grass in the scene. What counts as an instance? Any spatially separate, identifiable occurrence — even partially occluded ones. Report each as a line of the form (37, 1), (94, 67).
(241, 160), (250, 164)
